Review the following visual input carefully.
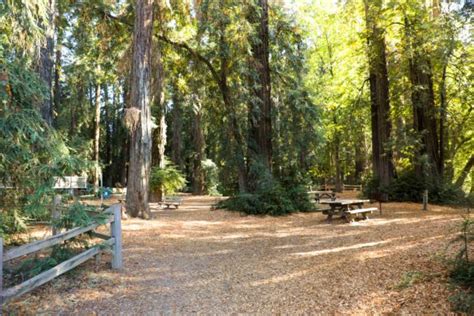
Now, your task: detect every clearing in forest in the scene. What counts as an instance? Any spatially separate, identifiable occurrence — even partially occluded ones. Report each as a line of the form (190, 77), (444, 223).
(6, 195), (466, 314)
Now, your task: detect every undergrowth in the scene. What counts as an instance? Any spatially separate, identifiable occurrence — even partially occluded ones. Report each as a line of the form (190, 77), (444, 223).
(447, 212), (474, 313)
(217, 166), (313, 215)
(4, 203), (108, 287)
(364, 171), (470, 205)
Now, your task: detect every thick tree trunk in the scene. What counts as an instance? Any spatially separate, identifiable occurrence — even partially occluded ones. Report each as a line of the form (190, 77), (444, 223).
(364, 0), (394, 188)
(404, 17), (440, 179)
(247, 0), (272, 171)
(409, 57), (440, 178)
(93, 83), (101, 192)
(38, 0), (56, 125)
(126, 0), (154, 219)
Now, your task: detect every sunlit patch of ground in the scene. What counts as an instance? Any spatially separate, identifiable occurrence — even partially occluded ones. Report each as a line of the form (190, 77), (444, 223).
(3, 193), (469, 314)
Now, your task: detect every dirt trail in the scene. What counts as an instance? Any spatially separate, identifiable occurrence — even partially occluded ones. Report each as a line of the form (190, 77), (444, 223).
(6, 195), (465, 314)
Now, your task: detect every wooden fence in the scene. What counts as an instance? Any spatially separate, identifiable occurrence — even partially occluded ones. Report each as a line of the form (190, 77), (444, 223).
(308, 184), (363, 192)
(0, 204), (122, 311)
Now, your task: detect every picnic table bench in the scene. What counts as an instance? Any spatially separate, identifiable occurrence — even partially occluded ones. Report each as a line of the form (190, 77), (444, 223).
(319, 199), (376, 223)
(160, 196), (183, 209)
(308, 190), (336, 203)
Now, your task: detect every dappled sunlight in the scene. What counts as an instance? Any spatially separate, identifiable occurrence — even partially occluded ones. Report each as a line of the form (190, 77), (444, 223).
(14, 195), (467, 314)
(291, 238), (400, 257)
(182, 220), (224, 227)
(249, 269), (311, 287)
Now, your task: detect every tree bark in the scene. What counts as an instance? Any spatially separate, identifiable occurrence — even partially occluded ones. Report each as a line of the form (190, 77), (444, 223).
(171, 88), (183, 169)
(93, 83), (101, 193)
(354, 134), (365, 183)
(364, 0), (394, 188)
(404, 16), (440, 179)
(104, 85), (113, 187)
(247, 0), (273, 171)
(192, 98), (205, 195)
(53, 46), (61, 126)
(37, 0), (56, 125)
(150, 24), (166, 203)
(126, 0), (154, 219)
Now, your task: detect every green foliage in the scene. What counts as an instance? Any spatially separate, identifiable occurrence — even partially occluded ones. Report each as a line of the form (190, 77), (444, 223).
(53, 203), (107, 231)
(202, 159), (220, 195)
(150, 161), (187, 195)
(218, 165), (313, 216)
(447, 215), (474, 313)
(364, 171), (469, 205)
(395, 271), (426, 290)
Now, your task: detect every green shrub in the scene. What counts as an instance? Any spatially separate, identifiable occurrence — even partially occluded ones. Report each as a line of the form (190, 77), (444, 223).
(150, 161), (187, 196)
(217, 169), (313, 216)
(447, 215), (474, 313)
(53, 202), (108, 231)
(364, 171), (468, 205)
(202, 159), (221, 195)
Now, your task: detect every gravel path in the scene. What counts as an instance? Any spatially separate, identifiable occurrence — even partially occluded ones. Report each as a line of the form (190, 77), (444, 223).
(6, 195), (466, 314)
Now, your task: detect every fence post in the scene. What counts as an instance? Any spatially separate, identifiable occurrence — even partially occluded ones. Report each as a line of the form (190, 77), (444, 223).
(423, 190), (428, 211)
(52, 194), (62, 235)
(1, 238), (4, 314)
(110, 204), (123, 270)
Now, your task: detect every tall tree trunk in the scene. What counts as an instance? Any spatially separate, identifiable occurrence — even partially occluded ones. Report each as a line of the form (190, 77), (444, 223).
(354, 134), (365, 183)
(334, 120), (342, 192)
(150, 25), (166, 203)
(404, 16), (440, 179)
(53, 46), (61, 126)
(439, 39), (454, 181)
(126, 0), (154, 219)
(192, 99), (205, 195)
(217, 28), (247, 193)
(364, 0), (394, 189)
(104, 85), (113, 187)
(247, 0), (272, 172)
(38, 0), (56, 125)
(70, 84), (81, 135)
(93, 83), (101, 192)
(171, 88), (183, 169)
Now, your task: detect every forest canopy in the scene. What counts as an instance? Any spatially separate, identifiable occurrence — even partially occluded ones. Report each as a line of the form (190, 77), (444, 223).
(0, 0), (473, 222)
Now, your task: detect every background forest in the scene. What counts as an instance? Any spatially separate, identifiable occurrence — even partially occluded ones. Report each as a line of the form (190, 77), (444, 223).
(0, 0), (473, 229)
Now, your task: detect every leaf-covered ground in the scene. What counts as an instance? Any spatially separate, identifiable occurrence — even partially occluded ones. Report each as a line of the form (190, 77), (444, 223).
(4, 194), (469, 314)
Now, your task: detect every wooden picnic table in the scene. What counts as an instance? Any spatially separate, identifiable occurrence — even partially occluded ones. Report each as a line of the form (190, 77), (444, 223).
(308, 190), (336, 203)
(319, 199), (372, 222)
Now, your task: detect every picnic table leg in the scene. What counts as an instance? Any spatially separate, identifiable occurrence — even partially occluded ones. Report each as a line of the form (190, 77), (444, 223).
(342, 205), (353, 223)
(326, 205), (336, 223)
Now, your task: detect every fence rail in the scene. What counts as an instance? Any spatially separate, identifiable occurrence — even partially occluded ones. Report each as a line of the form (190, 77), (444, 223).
(308, 184), (363, 192)
(0, 204), (122, 311)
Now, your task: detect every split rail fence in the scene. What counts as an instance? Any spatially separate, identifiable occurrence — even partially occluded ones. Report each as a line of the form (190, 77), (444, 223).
(0, 204), (122, 312)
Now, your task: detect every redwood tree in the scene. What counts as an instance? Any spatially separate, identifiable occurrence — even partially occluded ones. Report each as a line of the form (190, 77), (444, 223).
(126, 0), (154, 218)
(364, 0), (394, 188)
(248, 0), (272, 171)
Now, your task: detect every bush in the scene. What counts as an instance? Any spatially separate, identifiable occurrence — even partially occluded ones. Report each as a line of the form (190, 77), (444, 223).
(447, 215), (474, 313)
(150, 161), (187, 196)
(217, 167), (314, 216)
(202, 159), (221, 195)
(364, 171), (469, 205)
